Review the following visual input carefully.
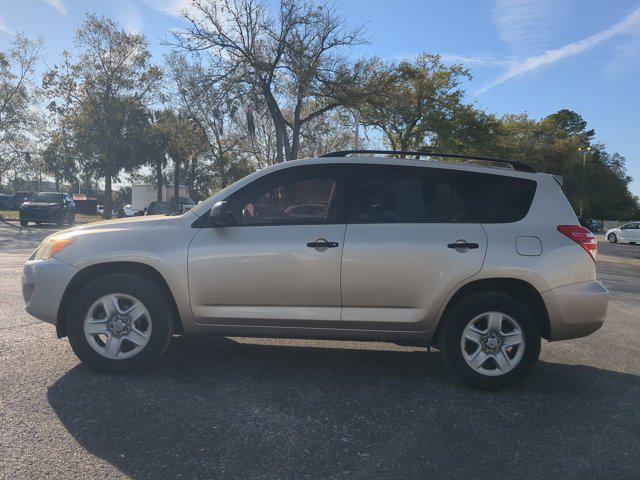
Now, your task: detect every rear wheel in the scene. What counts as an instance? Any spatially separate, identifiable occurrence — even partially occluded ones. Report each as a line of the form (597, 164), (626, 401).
(67, 274), (173, 373)
(19, 218), (28, 227)
(440, 292), (541, 389)
(607, 233), (617, 243)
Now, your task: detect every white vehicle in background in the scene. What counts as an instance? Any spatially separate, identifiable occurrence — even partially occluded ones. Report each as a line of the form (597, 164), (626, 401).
(131, 184), (192, 213)
(123, 205), (136, 217)
(606, 222), (640, 244)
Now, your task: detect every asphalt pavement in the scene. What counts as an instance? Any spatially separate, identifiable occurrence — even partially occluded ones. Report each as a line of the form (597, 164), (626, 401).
(1, 224), (639, 479)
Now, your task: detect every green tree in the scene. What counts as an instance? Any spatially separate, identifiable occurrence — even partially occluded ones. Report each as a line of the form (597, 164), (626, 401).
(43, 14), (162, 218)
(492, 110), (639, 219)
(0, 34), (43, 184)
(41, 131), (77, 191)
(359, 54), (477, 152)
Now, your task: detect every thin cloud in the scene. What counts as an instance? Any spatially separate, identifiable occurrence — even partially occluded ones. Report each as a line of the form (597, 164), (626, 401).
(0, 16), (13, 35)
(121, 0), (144, 34)
(492, 0), (564, 55)
(477, 5), (640, 95)
(143, 0), (193, 17)
(41, 0), (67, 15)
(439, 54), (513, 68)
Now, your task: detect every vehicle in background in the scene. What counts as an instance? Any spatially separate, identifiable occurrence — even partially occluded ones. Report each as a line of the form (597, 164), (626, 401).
(0, 193), (13, 209)
(21, 150), (608, 389)
(145, 200), (179, 216)
(19, 192), (75, 227)
(123, 205), (137, 217)
(12, 192), (34, 210)
(175, 196), (196, 212)
(606, 222), (640, 244)
(131, 184), (191, 213)
(579, 217), (602, 233)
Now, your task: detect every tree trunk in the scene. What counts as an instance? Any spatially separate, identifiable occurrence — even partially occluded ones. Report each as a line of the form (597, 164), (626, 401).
(291, 123), (301, 161)
(274, 127), (284, 163)
(189, 157), (197, 194)
(174, 159), (180, 206)
(156, 158), (163, 201)
(54, 175), (60, 192)
(103, 174), (112, 219)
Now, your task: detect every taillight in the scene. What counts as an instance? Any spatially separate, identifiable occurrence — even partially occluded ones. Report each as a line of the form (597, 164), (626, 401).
(557, 225), (597, 262)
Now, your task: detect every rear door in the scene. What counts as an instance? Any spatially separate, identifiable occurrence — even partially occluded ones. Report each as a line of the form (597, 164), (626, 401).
(340, 164), (487, 329)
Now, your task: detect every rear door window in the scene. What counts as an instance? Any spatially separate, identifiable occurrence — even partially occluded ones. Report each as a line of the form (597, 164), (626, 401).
(347, 164), (537, 224)
(348, 165), (466, 223)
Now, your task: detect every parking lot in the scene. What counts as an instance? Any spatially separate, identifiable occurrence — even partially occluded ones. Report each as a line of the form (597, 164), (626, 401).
(1, 222), (639, 479)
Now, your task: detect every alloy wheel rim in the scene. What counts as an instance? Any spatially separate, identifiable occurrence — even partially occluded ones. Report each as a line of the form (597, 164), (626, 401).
(460, 311), (525, 376)
(83, 293), (152, 360)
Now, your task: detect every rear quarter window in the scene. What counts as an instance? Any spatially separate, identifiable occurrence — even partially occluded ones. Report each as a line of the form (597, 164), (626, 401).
(457, 171), (537, 223)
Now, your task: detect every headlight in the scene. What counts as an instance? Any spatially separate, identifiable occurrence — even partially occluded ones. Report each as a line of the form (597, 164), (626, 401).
(34, 237), (75, 260)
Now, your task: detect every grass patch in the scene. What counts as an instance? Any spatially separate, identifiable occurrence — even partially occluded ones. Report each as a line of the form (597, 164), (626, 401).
(0, 210), (104, 225)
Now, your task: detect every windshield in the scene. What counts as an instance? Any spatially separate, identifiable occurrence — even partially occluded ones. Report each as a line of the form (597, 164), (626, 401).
(29, 193), (63, 203)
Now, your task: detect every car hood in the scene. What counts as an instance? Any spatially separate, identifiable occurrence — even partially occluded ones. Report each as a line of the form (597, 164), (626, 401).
(51, 215), (166, 240)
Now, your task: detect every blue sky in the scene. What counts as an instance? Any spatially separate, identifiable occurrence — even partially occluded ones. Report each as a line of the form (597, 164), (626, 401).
(1, 0), (639, 194)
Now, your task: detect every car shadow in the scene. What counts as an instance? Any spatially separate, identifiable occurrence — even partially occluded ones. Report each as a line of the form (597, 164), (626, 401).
(47, 336), (640, 479)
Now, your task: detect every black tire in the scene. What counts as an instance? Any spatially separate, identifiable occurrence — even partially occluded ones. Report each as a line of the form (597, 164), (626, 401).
(440, 292), (541, 390)
(607, 233), (617, 243)
(67, 213), (75, 225)
(56, 214), (65, 227)
(66, 273), (174, 373)
(19, 218), (28, 227)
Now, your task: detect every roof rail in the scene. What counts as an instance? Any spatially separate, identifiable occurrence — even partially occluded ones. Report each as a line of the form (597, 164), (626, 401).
(319, 149), (536, 173)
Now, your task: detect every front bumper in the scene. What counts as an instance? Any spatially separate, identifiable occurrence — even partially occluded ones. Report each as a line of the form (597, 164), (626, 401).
(542, 280), (609, 341)
(22, 257), (78, 324)
(20, 208), (59, 221)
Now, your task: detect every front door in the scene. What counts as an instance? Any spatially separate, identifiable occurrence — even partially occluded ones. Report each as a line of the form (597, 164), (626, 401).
(340, 164), (487, 329)
(188, 165), (347, 326)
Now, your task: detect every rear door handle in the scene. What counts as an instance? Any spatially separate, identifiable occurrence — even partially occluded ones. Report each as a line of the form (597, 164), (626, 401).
(307, 239), (339, 248)
(447, 240), (479, 250)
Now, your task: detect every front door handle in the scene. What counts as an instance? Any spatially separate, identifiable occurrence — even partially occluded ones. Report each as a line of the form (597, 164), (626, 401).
(447, 240), (479, 251)
(307, 239), (339, 249)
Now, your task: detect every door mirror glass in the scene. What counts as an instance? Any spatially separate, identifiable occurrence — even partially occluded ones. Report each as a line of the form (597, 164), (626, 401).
(209, 201), (236, 227)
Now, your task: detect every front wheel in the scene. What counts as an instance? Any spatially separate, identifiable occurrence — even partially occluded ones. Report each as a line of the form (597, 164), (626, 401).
(19, 218), (28, 227)
(608, 233), (617, 243)
(67, 213), (75, 225)
(440, 293), (541, 389)
(67, 274), (174, 373)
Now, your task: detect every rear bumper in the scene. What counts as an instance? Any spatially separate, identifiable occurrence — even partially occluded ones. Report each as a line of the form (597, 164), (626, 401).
(22, 257), (77, 325)
(543, 280), (609, 341)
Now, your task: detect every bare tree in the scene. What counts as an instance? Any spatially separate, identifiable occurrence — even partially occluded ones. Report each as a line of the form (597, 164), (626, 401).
(175, 0), (384, 162)
(166, 53), (246, 189)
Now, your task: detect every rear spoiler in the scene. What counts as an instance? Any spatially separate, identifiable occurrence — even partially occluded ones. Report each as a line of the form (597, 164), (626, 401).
(550, 174), (564, 186)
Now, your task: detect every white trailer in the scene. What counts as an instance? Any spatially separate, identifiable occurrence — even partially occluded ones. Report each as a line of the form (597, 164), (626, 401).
(131, 184), (189, 212)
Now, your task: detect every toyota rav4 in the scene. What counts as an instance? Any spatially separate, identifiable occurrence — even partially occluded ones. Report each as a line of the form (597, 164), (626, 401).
(21, 151), (609, 389)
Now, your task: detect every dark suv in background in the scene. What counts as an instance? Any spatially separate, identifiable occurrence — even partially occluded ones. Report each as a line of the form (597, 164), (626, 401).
(19, 192), (75, 227)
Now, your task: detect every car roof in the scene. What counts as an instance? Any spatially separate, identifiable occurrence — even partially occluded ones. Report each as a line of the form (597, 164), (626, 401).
(285, 156), (540, 180)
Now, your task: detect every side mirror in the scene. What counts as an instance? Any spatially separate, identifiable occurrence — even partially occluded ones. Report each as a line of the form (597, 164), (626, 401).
(209, 201), (236, 227)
